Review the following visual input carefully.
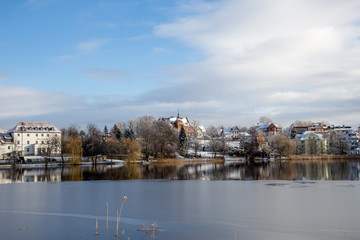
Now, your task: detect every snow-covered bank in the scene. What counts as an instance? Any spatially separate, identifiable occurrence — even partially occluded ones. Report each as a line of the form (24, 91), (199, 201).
(0, 159), (125, 169)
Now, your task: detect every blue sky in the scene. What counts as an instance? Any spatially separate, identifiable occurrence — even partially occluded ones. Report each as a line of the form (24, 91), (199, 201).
(1, 0), (360, 129)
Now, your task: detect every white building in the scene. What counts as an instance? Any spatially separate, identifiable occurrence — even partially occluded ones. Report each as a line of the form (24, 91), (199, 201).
(0, 122), (62, 159)
(218, 126), (243, 140)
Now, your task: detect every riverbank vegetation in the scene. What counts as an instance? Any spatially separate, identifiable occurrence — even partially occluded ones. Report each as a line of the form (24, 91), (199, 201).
(2, 115), (359, 166)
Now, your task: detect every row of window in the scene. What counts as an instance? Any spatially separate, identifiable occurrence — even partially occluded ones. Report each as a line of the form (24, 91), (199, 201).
(5, 147), (58, 153)
(18, 127), (55, 131)
(17, 133), (57, 137)
(15, 140), (50, 145)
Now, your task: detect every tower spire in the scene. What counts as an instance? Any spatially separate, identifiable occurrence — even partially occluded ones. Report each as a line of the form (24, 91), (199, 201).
(177, 108), (180, 118)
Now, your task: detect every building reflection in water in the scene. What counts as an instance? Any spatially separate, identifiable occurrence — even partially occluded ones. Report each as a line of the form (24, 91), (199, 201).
(0, 160), (359, 183)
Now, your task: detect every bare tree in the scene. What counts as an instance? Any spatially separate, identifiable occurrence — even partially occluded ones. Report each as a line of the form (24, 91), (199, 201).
(291, 120), (312, 127)
(295, 140), (305, 155)
(193, 140), (202, 157)
(307, 138), (318, 156)
(206, 125), (219, 158)
(106, 135), (122, 156)
(82, 123), (106, 165)
(268, 135), (295, 159)
(259, 116), (273, 124)
(153, 121), (178, 159)
(328, 131), (348, 155)
(134, 116), (156, 161)
(43, 135), (61, 165)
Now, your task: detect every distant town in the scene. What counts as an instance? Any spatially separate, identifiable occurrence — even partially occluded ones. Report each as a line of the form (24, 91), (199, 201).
(1, 113), (359, 164)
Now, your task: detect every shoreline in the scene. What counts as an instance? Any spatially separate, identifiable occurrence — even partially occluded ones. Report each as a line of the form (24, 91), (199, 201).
(1, 155), (360, 169)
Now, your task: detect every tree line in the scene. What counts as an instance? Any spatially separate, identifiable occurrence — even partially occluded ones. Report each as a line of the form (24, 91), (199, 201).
(61, 116), (181, 164)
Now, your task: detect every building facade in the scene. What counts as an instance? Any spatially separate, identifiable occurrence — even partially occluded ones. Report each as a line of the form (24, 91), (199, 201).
(297, 131), (327, 156)
(0, 122), (62, 159)
(159, 113), (196, 136)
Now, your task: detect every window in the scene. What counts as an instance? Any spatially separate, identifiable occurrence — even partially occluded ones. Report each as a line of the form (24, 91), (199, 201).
(47, 134), (49, 137)
(55, 134), (57, 136)
(8, 146), (10, 150)
(27, 134), (30, 137)
(26, 148), (30, 153)
(36, 134), (38, 137)
(27, 141), (30, 144)
(36, 141), (38, 144)
(41, 134), (44, 137)
(18, 134), (20, 137)
(17, 141), (20, 144)
(41, 141), (44, 144)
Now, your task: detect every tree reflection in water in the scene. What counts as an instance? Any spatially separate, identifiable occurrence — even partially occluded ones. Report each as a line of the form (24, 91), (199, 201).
(0, 159), (359, 183)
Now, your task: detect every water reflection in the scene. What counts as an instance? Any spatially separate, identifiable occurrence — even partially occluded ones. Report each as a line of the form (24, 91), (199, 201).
(1, 160), (360, 183)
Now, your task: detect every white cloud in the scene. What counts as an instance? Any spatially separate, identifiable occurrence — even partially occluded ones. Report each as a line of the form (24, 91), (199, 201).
(75, 39), (110, 52)
(153, 47), (166, 52)
(150, 0), (360, 126)
(0, 72), (9, 81)
(86, 68), (127, 82)
(0, 85), (82, 118)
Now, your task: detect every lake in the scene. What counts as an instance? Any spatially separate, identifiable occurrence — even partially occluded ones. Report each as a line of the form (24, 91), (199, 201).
(1, 159), (360, 183)
(1, 160), (360, 240)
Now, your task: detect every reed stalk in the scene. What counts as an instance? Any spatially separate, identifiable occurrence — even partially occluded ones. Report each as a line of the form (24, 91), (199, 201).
(106, 202), (109, 229)
(115, 196), (127, 238)
(95, 218), (100, 235)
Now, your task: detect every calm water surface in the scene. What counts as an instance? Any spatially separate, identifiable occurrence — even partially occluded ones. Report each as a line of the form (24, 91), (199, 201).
(1, 180), (360, 240)
(1, 160), (360, 240)
(1, 160), (360, 183)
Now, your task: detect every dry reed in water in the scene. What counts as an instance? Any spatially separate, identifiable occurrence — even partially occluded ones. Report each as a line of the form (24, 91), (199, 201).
(106, 202), (109, 229)
(95, 218), (100, 235)
(115, 196), (128, 238)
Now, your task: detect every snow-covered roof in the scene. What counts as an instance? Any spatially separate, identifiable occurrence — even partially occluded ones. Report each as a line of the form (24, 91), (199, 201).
(223, 129), (232, 134)
(257, 123), (280, 130)
(300, 131), (324, 140)
(197, 125), (206, 132)
(11, 122), (61, 133)
(239, 132), (250, 137)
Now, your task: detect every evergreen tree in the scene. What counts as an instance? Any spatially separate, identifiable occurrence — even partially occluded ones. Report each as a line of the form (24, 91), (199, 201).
(290, 127), (297, 139)
(124, 128), (135, 139)
(178, 126), (188, 156)
(104, 125), (109, 136)
(111, 124), (122, 140)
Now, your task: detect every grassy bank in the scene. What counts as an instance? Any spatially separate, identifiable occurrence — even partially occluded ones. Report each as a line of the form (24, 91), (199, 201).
(289, 155), (360, 161)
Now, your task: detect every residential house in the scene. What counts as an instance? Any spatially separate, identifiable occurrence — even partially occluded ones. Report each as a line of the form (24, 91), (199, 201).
(309, 123), (328, 133)
(297, 131), (327, 156)
(159, 113), (195, 136)
(343, 130), (360, 155)
(0, 122), (62, 159)
(328, 125), (352, 134)
(293, 122), (328, 136)
(256, 123), (281, 136)
(218, 126), (241, 140)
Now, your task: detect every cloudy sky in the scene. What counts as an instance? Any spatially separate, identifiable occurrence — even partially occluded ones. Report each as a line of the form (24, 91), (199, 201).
(1, 0), (360, 129)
